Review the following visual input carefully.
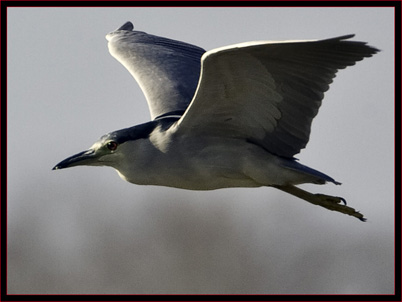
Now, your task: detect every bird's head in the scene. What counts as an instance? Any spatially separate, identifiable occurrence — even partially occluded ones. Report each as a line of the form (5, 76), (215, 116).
(52, 136), (121, 170)
(52, 121), (161, 171)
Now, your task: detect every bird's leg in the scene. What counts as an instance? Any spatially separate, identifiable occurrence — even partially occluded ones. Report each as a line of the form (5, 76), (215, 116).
(273, 185), (366, 221)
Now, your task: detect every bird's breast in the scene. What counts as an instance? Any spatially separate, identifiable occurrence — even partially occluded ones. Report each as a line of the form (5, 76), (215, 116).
(114, 136), (262, 190)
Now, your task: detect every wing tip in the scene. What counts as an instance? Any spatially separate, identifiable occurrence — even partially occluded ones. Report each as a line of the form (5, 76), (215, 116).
(106, 21), (135, 41)
(314, 34), (379, 60)
(117, 21), (134, 31)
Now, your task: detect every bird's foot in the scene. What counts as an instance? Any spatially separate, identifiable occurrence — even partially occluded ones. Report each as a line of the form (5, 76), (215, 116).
(313, 193), (366, 221)
(314, 194), (347, 205)
(274, 185), (366, 221)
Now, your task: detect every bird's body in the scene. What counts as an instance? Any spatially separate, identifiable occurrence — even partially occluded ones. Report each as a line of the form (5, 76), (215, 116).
(116, 128), (295, 190)
(105, 118), (335, 190)
(54, 22), (379, 220)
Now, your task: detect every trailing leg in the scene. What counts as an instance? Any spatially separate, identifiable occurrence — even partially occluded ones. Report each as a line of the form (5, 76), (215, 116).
(273, 185), (366, 221)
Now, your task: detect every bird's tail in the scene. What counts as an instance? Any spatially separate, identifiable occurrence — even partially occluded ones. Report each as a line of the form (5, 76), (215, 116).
(280, 159), (341, 185)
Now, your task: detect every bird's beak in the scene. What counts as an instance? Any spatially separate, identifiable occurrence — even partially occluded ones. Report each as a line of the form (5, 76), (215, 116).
(52, 149), (97, 170)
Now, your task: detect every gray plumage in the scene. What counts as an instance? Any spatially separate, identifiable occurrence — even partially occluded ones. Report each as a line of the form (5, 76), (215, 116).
(54, 22), (379, 221)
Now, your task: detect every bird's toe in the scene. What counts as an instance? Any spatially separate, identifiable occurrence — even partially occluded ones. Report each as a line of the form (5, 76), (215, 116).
(315, 194), (347, 205)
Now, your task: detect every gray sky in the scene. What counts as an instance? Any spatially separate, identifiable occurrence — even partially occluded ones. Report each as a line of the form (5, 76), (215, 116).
(7, 7), (394, 294)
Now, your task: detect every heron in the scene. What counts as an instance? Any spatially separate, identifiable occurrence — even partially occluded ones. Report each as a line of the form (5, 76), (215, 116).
(53, 22), (379, 221)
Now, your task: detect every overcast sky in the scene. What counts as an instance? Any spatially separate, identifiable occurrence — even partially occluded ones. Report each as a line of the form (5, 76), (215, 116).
(7, 7), (394, 295)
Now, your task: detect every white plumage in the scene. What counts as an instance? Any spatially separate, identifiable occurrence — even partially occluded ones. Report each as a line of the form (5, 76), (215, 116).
(54, 22), (379, 221)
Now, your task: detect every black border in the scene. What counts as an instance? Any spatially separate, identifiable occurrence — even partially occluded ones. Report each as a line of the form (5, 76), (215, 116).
(1, 1), (400, 301)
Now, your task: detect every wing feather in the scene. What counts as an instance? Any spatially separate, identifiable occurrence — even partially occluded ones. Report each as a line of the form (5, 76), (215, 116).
(176, 35), (378, 157)
(106, 22), (205, 120)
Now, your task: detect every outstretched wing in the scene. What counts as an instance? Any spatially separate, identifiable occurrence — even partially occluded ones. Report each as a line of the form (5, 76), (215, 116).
(176, 35), (379, 158)
(106, 22), (206, 120)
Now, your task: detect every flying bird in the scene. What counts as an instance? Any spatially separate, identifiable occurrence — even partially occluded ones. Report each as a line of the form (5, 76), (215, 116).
(53, 22), (379, 221)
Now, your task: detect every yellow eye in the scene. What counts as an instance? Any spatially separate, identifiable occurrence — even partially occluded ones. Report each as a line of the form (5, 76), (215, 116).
(107, 141), (118, 151)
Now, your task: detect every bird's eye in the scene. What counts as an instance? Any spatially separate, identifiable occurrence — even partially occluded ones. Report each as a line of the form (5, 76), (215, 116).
(107, 141), (118, 151)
